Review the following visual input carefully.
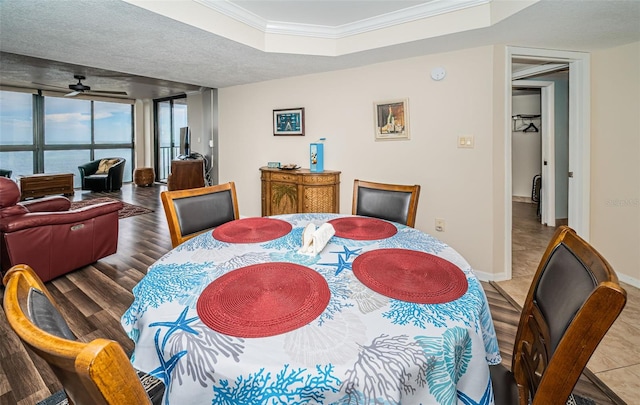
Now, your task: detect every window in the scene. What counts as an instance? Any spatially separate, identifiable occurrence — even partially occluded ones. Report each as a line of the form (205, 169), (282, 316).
(0, 90), (134, 187)
(0, 91), (33, 146)
(155, 96), (187, 181)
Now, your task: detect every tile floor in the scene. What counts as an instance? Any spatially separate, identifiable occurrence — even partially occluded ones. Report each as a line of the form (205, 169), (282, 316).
(497, 202), (639, 404)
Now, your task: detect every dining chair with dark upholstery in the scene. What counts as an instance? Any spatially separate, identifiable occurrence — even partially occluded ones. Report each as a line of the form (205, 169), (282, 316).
(352, 179), (421, 227)
(161, 181), (240, 248)
(490, 225), (627, 405)
(2, 264), (165, 405)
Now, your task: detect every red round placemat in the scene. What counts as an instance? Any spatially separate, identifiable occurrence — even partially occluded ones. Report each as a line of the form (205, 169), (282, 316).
(352, 249), (468, 304)
(197, 262), (330, 338)
(213, 217), (292, 243)
(328, 217), (397, 240)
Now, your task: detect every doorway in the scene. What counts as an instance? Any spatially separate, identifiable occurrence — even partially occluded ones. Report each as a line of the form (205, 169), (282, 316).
(503, 47), (591, 280)
(512, 79), (558, 227)
(154, 96), (188, 182)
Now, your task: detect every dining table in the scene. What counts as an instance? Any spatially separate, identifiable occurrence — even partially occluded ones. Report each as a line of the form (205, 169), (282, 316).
(121, 213), (502, 405)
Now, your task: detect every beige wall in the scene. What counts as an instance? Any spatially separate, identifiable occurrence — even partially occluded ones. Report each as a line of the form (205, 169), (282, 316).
(591, 41), (640, 284)
(217, 41), (640, 284)
(219, 45), (500, 278)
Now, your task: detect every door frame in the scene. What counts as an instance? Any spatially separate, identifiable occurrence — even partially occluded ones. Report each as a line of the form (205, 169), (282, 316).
(512, 80), (556, 227)
(503, 46), (591, 280)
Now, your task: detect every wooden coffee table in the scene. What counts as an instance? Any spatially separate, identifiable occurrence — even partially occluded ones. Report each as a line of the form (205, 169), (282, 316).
(19, 173), (74, 200)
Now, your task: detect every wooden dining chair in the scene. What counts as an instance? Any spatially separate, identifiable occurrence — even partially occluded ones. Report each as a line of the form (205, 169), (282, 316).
(352, 179), (421, 227)
(161, 181), (240, 248)
(2, 264), (165, 405)
(490, 226), (627, 405)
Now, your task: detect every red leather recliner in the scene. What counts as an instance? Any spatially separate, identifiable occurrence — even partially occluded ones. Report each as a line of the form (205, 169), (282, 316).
(0, 177), (123, 282)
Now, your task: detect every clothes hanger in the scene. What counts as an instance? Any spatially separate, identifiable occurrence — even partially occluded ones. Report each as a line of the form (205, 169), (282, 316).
(523, 122), (539, 132)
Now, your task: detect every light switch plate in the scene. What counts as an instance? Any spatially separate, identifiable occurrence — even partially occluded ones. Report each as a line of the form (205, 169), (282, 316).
(458, 136), (474, 148)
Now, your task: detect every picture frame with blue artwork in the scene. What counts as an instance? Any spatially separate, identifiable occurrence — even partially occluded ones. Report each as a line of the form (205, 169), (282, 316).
(273, 107), (305, 136)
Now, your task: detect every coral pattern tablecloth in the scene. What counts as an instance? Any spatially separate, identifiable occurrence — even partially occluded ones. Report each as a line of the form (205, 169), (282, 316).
(121, 213), (501, 405)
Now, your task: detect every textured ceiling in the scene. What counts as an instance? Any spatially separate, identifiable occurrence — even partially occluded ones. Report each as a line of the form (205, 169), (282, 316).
(0, 0), (639, 100)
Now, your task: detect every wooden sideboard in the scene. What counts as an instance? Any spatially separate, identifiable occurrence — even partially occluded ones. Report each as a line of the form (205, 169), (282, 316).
(19, 173), (74, 200)
(260, 167), (340, 216)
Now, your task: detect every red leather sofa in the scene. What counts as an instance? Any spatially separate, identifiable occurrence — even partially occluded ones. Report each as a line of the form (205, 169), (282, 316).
(0, 177), (123, 282)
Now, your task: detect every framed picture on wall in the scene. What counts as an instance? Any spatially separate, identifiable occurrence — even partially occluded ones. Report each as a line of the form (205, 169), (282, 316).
(273, 108), (305, 136)
(374, 98), (409, 140)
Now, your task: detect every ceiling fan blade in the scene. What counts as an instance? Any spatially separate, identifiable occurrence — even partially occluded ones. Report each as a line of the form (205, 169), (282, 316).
(89, 90), (128, 96)
(64, 91), (80, 97)
(32, 81), (67, 90)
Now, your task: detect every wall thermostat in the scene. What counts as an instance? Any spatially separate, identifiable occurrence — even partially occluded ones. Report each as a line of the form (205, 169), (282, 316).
(431, 67), (446, 81)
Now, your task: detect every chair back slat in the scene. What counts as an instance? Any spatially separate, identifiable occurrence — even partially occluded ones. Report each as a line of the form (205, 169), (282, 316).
(352, 179), (420, 227)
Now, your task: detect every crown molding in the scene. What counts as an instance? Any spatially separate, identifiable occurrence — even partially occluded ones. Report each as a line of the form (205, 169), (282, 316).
(196, 0), (489, 39)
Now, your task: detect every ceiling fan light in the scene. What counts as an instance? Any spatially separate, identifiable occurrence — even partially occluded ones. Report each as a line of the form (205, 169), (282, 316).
(69, 75), (90, 92)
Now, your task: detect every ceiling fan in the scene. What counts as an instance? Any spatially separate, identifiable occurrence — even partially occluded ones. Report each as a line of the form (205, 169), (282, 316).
(33, 75), (128, 97)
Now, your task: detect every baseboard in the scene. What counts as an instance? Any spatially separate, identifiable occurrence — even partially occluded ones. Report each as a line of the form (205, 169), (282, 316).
(472, 268), (511, 282)
(617, 272), (640, 289)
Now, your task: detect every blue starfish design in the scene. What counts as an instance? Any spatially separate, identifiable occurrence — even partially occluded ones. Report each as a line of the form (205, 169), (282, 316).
(149, 329), (188, 405)
(149, 306), (199, 348)
(318, 254), (353, 276)
(329, 245), (362, 261)
(457, 377), (492, 405)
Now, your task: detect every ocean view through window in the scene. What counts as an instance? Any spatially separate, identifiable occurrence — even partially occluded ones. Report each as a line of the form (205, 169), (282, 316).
(0, 90), (133, 188)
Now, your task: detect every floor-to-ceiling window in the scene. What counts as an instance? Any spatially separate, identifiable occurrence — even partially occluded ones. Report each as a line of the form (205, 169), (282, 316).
(154, 95), (187, 181)
(0, 90), (134, 188)
(0, 91), (35, 177)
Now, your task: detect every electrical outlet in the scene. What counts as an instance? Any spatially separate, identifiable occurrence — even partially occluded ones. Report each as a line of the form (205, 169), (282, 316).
(435, 218), (445, 232)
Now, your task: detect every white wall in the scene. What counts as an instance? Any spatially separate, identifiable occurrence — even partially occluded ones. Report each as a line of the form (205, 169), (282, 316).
(219, 46), (500, 276)
(511, 93), (541, 199)
(591, 41), (640, 285)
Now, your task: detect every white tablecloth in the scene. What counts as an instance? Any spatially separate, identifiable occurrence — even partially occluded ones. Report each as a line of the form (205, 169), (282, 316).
(121, 213), (501, 405)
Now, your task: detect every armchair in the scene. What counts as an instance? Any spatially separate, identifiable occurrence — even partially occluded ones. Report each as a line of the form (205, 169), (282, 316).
(78, 157), (126, 192)
(0, 177), (123, 282)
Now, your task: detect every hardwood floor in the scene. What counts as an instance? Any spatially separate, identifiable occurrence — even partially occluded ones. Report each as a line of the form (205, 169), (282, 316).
(0, 184), (172, 405)
(0, 186), (627, 404)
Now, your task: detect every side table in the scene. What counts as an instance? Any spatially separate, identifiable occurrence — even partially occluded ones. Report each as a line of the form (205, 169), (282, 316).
(134, 167), (155, 187)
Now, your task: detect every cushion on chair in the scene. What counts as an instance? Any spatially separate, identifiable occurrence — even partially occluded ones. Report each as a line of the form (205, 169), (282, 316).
(173, 190), (235, 237)
(535, 243), (598, 353)
(357, 187), (412, 225)
(96, 158), (120, 174)
(0, 177), (21, 208)
(489, 364), (519, 405)
(27, 288), (77, 340)
(0, 205), (29, 218)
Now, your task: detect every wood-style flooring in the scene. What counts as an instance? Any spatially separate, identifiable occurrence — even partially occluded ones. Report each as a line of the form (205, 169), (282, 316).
(0, 185), (626, 404)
